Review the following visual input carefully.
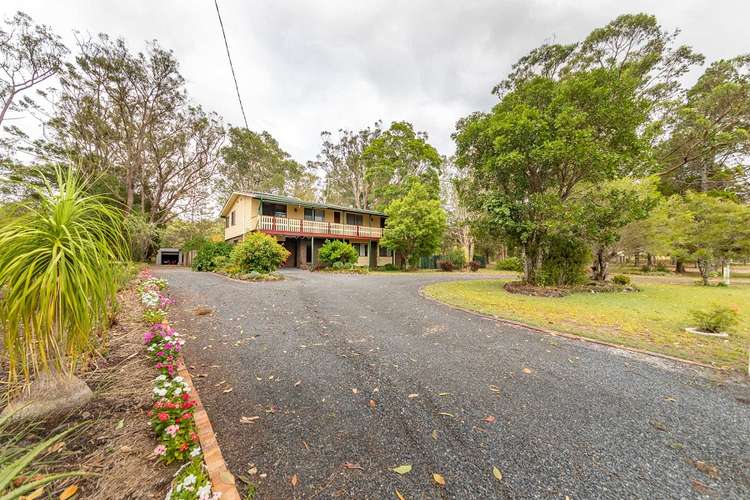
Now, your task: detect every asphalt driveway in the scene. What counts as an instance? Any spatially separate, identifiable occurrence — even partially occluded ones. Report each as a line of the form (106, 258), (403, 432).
(157, 267), (750, 499)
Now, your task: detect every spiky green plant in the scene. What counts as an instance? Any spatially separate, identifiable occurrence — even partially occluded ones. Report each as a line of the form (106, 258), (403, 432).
(0, 167), (129, 383)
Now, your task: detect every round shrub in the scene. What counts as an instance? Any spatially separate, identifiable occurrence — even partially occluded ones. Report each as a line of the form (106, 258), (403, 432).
(612, 274), (631, 286)
(495, 257), (523, 272)
(192, 241), (232, 271)
(230, 232), (290, 273)
(438, 260), (454, 272)
(319, 240), (358, 267)
(446, 248), (466, 270)
(690, 305), (739, 333)
(468, 260), (481, 272)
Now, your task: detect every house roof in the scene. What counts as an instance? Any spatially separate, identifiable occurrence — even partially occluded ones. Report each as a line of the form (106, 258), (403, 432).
(219, 191), (387, 218)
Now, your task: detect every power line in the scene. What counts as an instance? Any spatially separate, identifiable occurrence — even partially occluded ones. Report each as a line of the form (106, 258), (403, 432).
(214, 0), (249, 129)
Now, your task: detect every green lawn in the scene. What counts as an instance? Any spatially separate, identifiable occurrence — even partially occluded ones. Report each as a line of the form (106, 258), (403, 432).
(423, 279), (750, 372)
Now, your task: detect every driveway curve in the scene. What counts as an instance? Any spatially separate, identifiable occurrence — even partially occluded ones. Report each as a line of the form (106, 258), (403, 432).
(156, 267), (749, 499)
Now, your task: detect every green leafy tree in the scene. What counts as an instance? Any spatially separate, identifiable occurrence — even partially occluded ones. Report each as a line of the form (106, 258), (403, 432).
(314, 122), (382, 209)
(0, 167), (128, 383)
(666, 193), (750, 285)
(318, 240), (358, 267)
(454, 13), (699, 285)
(218, 127), (313, 199)
(575, 177), (661, 280)
(381, 183), (446, 269)
(362, 121), (442, 210)
(230, 232), (290, 273)
(659, 55), (750, 199)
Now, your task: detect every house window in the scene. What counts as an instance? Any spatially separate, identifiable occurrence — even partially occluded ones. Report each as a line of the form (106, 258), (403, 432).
(224, 217), (229, 228)
(346, 213), (363, 226)
(304, 208), (325, 221)
(230, 211), (235, 226)
(355, 243), (368, 257)
(262, 203), (287, 218)
(379, 246), (391, 257)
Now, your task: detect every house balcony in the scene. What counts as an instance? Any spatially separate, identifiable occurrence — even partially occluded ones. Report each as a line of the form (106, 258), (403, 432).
(257, 215), (383, 240)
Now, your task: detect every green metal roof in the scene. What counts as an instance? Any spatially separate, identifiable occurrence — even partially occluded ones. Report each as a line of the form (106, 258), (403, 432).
(221, 191), (386, 217)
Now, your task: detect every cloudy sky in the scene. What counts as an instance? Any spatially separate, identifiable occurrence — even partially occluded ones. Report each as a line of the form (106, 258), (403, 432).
(4, 0), (750, 163)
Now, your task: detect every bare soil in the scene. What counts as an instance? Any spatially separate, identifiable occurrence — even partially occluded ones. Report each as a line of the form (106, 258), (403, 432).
(503, 280), (639, 297)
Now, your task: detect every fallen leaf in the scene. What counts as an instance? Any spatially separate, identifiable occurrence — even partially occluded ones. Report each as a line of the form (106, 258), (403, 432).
(691, 478), (712, 495)
(438, 392), (451, 396)
(290, 474), (299, 487)
(214, 380), (226, 387)
(431, 430), (438, 440)
(223, 387), (233, 393)
(395, 490), (406, 500)
(408, 393), (419, 399)
(522, 368), (532, 374)
(438, 412), (455, 418)
(690, 460), (720, 479)
(369, 399), (377, 408)
(115, 419), (124, 430)
(49, 441), (66, 453)
(489, 385), (501, 393)
(259, 473), (267, 479)
(352, 388), (359, 394)
(302, 440), (310, 450)
(294, 380), (302, 386)
(432, 473), (446, 486)
(59, 485), (78, 500)
(650, 420), (668, 431)
(664, 396), (677, 402)
(248, 467), (257, 475)
(20, 487), (44, 500)
(343, 462), (364, 470)
(391, 464), (412, 475)
(240, 416), (260, 424)
(483, 415), (496, 424)
(492, 466), (503, 481)
(120, 445), (133, 453)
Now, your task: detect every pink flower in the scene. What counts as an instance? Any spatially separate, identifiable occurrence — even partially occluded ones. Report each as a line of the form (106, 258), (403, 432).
(165, 424), (179, 437)
(153, 444), (166, 456)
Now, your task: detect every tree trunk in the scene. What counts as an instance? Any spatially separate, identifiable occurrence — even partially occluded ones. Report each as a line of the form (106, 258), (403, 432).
(697, 258), (710, 286)
(634, 252), (640, 267)
(592, 247), (609, 281)
(645, 253), (653, 272)
(522, 241), (542, 285)
(675, 259), (685, 273)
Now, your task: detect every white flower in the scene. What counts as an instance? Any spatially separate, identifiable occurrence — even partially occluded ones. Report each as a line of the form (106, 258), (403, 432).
(190, 446), (202, 457)
(197, 485), (212, 500)
(155, 374), (167, 381)
(173, 376), (184, 382)
(182, 474), (197, 488)
(174, 388), (182, 396)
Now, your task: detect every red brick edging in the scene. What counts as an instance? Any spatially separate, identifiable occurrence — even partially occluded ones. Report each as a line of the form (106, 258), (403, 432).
(177, 360), (241, 499)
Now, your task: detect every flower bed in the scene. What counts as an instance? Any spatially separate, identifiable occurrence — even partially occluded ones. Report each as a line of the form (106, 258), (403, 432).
(137, 268), (220, 499)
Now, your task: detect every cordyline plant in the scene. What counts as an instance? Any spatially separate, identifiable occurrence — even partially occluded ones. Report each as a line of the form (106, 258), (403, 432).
(0, 167), (128, 383)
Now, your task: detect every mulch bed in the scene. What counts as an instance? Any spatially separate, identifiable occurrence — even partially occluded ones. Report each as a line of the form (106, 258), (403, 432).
(1, 284), (176, 499)
(503, 280), (640, 297)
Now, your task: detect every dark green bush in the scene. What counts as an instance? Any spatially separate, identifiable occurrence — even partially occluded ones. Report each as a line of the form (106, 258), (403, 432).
(379, 263), (399, 271)
(538, 237), (589, 286)
(319, 240), (358, 267)
(230, 232), (290, 273)
(690, 305), (739, 333)
(192, 241), (232, 271)
(612, 274), (631, 285)
(495, 257), (523, 272)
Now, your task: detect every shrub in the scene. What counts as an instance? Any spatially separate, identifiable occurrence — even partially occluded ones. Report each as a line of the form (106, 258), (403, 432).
(0, 167), (128, 382)
(211, 254), (229, 269)
(230, 232), (290, 273)
(495, 257), (523, 272)
(690, 305), (739, 333)
(319, 240), (358, 267)
(192, 241), (232, 271)
(612, 274), (631, 286)
(446, 248), (466, 270)
(468, 260), (481, 272)
(379, 263), (399, 271)
(537, 237), (589, 286)
(438, 260), (454, 272)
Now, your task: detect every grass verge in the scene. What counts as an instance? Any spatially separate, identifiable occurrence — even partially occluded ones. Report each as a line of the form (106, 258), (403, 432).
(423, 279), (750, 372)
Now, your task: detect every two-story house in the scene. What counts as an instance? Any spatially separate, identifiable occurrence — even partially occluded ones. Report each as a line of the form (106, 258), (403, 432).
(220, 192), (394, 268)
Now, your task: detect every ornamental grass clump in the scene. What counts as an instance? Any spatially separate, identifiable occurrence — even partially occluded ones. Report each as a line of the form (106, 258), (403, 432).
(0, 167), (128, 383)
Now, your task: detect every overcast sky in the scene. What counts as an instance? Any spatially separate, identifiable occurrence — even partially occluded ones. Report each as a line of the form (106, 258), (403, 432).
(4, 0), (750, 163)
